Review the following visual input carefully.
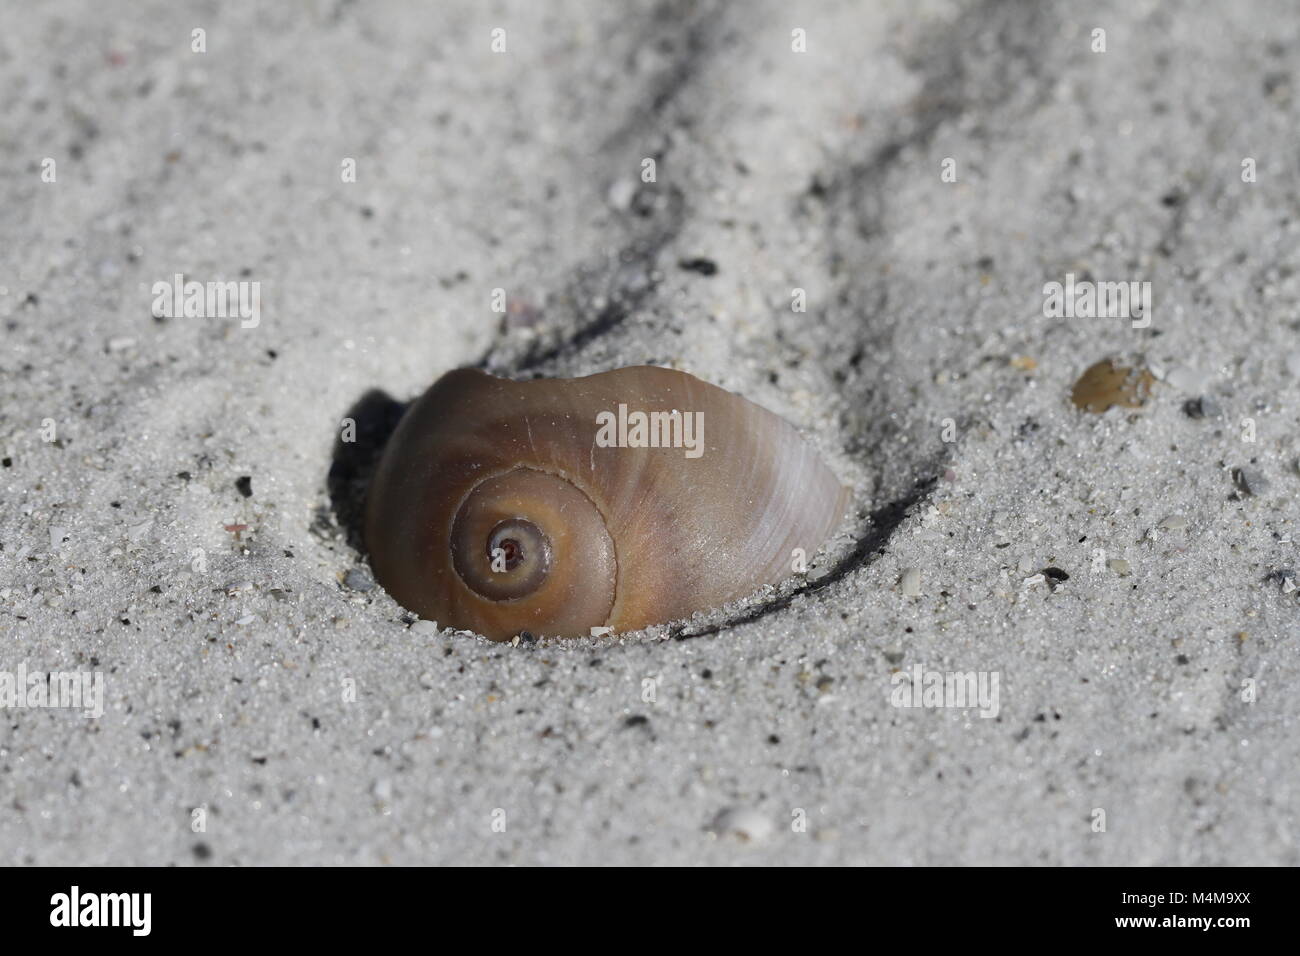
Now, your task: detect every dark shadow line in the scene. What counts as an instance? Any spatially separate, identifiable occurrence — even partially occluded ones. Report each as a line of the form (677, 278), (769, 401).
(672, 472), (940, 641)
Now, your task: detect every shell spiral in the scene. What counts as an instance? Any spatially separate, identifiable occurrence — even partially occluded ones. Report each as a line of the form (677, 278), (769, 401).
(364, 366), (851, 640)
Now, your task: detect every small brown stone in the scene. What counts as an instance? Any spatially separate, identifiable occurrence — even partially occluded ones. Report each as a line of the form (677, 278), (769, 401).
(1071, 359), (1155, 413)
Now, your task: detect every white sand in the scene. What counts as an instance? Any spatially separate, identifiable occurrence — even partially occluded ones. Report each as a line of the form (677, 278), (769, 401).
(1, 0), (1297, 864)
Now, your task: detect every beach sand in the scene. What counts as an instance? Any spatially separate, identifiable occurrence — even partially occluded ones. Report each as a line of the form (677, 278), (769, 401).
(1, 0), (1296, 864)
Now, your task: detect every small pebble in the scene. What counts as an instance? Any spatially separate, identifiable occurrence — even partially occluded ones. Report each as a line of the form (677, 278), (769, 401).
(606, 178), (637, 211)
(1041, 566), (1069, 591)
(1108, 558), (1131, 576)
(1232, 467), (1269, 497)
(679, 257), (718, 276)
(1071, 359), (1154, 412)
(409, 619), (439, 636)
(344, 568), (375, 591)
(710, 807), (774, 843)
(1265, 569), (1296, 592)
(900, 567), (922, 597)
(1159, 515), (1189, 532)
(1183, 396), (1221, 419)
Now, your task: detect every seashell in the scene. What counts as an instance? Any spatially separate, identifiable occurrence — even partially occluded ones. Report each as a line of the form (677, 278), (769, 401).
(364, 366), (850, 641)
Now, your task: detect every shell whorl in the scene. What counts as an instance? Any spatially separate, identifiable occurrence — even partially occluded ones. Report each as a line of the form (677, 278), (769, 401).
(364, 366), (850, 641)
(447, 466), (617, 632)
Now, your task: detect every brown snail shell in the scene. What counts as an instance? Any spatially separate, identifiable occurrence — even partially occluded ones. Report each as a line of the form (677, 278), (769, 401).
(364, 366), (850, 641)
